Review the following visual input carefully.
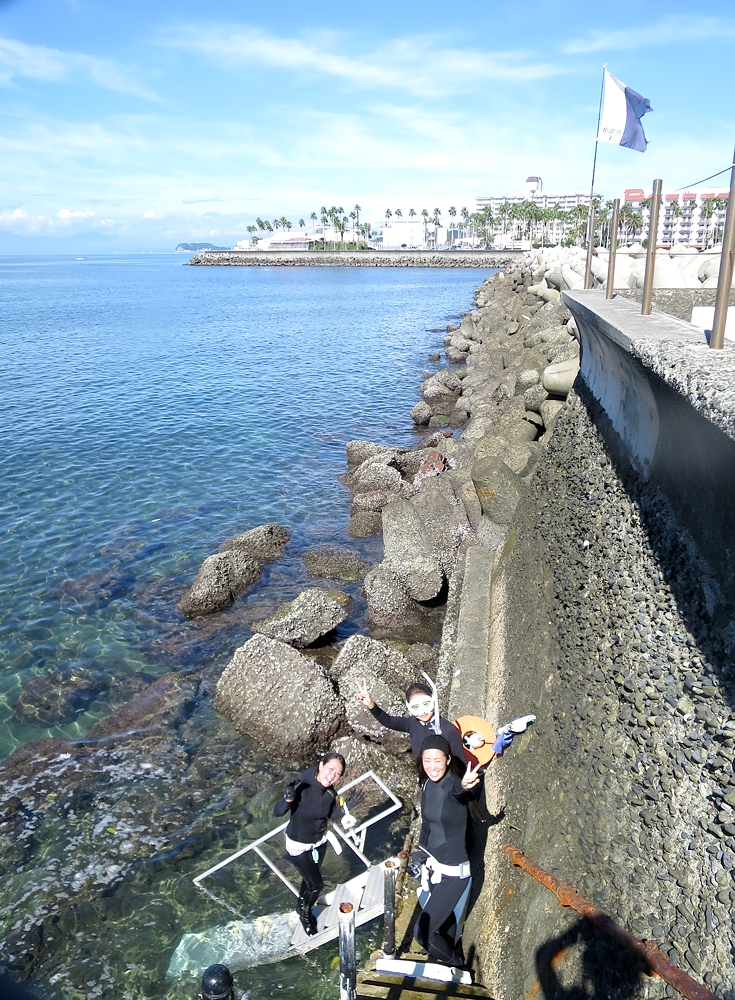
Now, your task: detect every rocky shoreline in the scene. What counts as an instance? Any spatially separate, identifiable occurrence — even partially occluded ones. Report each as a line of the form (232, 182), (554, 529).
(6, 254), (733, 998)
(186, 250), (518, 268)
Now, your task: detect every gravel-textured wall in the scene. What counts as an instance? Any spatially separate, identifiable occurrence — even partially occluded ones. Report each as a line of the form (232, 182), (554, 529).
(467, 381), (735, 1000)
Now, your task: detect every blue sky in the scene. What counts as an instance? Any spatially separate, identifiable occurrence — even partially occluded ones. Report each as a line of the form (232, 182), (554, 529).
(0, 0), (733, 251)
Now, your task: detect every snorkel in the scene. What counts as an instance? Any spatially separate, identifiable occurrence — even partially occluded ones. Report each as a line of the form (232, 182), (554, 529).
(419, 670), (442, 735)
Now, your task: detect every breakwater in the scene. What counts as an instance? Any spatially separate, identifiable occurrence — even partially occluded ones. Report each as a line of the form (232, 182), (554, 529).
(457, 271), (735, 999)
(187, 250), (518, 268)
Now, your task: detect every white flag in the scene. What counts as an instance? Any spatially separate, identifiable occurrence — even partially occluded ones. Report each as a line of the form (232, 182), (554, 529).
(597, 69), (652, 152)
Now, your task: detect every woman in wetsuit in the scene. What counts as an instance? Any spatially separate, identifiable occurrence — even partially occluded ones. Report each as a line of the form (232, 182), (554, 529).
(355, 680), (466, 762)
(414, 734), (481, 967)
(273, 752), (354, 936)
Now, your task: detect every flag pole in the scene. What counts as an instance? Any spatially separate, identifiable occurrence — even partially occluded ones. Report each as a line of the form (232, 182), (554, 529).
(584, 67), (606, 289)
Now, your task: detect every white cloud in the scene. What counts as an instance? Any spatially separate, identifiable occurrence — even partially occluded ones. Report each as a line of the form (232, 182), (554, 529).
(564, 16), (735, 54)
(57, 208), (95, 219)
(166, 25), (562, 96)
(0, 36), (158, 99)
(143, 211), (155, 218)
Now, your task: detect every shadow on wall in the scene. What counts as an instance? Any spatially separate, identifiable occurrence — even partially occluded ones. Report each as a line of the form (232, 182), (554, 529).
(534, 920), (642, 1000)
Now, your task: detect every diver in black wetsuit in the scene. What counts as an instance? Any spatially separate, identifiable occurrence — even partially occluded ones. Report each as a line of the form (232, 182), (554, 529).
(413, 734), (481, 967)
(273, 752), (355, 936)
(355, 680), (466, 762)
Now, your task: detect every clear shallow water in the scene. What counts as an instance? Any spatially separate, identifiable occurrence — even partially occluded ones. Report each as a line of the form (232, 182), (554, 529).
(0, 255), (494, 999)
(0, 255), (494, 758)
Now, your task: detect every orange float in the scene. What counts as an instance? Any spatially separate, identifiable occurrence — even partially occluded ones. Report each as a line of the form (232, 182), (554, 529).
(453, 715), (497, 769)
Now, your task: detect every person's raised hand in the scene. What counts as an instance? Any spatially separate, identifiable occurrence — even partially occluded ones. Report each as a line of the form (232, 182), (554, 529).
(355, 678), (375, 710)
(461, 760), (482, 790)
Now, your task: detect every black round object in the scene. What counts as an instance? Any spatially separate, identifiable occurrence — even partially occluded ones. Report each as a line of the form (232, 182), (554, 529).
(199, 964), (234, 1000)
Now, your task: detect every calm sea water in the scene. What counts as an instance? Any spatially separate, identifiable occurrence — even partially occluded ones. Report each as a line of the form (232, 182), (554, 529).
(0, 255), (494, 999)
(0, 255), (493, 758)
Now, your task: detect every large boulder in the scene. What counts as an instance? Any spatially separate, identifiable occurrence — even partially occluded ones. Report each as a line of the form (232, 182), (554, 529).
(382, 499), (444, 601)
(179, 550), (261, 617)
(218, 524), (290, 562)
(214, 635), (345, 756)
(410, 476), (472, 577)
(363, 563), (425, 628)
(346, 440), (395, 466)
(250, 588), (347, 647)
(333, 636), (414, 748)
(349, 456), (404, 494)
(421, 368), (462, 405)
(471, 456), (523, 524)
(330, 735), (418, 803)
(302, 547), (372, 582)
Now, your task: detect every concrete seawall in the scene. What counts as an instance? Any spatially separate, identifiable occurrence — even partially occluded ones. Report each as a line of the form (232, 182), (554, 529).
(186, 250), (519, 268)
(455, 286), (735, 998)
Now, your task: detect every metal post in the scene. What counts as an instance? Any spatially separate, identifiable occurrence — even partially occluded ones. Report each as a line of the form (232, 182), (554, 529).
(383, 862), (397, 958)
(584, 201), (597, 289)
(710, 147), (735, 349)
(606, 198), (620, 300)
(338, 902), (356, 1000)
(641, 179), (662, 315)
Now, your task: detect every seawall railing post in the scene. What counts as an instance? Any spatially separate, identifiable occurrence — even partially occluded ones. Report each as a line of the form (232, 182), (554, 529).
(641, 179), (662, 315)
(383, 862), (397, 958)
(710, 146), (735, 349)
(606, 198), (620, 300)
(338, 902), (356, 1000)
(584, 201), (597, 289)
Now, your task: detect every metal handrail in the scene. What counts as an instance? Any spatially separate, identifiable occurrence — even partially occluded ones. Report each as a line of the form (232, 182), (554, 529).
(193, 771), (403, 898)
(503, 845), (717, 1000)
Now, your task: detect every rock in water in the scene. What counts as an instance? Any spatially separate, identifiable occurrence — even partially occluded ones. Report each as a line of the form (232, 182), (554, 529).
(179, 550), (261, 617)
(218, 523), (290, 561)
(301, 546), (372, 582)
(14, 663), (111, 726)
(382, 499), (444, 601)
(167, 912), (299, 978)
(250, 588), (347, 647)
(347, 511), (383, 538)
(214, 635), (345, 755)
(410, 400), (433, 426)
(363, 563), (425, 629)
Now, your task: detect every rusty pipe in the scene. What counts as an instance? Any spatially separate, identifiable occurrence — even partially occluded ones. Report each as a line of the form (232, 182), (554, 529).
(502, 845), (717, 1000)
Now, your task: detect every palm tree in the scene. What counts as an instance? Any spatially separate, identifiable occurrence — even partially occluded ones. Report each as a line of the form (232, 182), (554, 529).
(409, 208), (416, 217)
(395, 208), (402, 218)
(353, 204), (361, 235)
(285, 220), (292, 232)
(256, 217), (266, 232)
(320, 206), (328, 248)
(421, 208), (429, 244)
(349, 210), (357, 245)
(385, 208), (392, 220)
(298, 218), (305, 229)
(310, 211), (317, 232)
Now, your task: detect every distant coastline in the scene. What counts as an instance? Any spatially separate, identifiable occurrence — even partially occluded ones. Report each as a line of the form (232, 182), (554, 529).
(186, 249), (521, 268)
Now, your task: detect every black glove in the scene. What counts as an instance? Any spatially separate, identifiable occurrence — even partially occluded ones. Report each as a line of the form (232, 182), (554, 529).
(341, 787), (364, 809)
(284, 779), (299, 802)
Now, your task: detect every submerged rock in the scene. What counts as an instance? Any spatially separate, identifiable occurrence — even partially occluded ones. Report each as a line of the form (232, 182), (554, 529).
(347, 511), (383, 538)
(250, 587), (347, 647)
(14, 663), (111, 726)
(218, 523), (290, 562)
(179, 550), (261, 617)
(168, 912), (299, 979)
(214, 634), (345, 756)
(302, 546), (372, 582)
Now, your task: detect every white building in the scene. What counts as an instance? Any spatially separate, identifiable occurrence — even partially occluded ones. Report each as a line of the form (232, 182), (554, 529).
(237, 232), (315, 251)
(378, 217), (448, 249)
(623, 188), (729, 247)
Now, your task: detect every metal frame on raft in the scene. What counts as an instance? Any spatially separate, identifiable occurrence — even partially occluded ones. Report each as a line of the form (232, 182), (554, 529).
(193, 770), (403, 898)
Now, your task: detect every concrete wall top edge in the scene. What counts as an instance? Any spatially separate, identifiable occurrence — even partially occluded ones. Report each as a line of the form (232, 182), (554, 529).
(563, 290), (735, 444)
